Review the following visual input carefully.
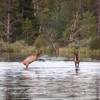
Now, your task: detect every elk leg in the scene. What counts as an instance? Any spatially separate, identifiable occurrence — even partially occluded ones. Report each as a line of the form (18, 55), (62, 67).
(25, 64), (29, 70)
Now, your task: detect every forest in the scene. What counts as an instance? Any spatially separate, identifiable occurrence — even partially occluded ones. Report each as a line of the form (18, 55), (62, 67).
(0, 0), (100, 59)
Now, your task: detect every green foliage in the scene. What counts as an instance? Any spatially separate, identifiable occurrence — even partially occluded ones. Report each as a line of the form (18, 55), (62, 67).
(34, 34), (48, 49)
(89, 37), (100, 49)
(80, 11), (96, 38)
(22, 18), (35, 45)
(22, 18), (33, 32)
(64, 11), (96, 39)
(63, 24), (71, 39)
(49, 0), (75, 37)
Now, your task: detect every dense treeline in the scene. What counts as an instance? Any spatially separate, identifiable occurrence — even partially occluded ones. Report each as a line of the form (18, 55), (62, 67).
(0, 0), (100, 50)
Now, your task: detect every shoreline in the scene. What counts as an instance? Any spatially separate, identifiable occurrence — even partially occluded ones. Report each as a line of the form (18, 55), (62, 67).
(0, 52), (99, 62)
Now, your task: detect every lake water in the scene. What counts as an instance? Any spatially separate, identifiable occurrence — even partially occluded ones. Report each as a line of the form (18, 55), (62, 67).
(0, 60), (100, 100)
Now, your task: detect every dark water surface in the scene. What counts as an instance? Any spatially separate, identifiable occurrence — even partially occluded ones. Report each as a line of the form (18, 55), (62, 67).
(0, 61), (100, 100)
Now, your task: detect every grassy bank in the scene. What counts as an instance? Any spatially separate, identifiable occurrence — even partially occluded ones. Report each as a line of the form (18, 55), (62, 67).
(0, 40), (100, 60)
(59, 47), (100, 60)
(0, 40), (36, 56)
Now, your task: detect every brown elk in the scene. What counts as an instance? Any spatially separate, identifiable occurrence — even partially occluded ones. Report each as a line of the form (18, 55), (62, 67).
(22, 50), (42, 70)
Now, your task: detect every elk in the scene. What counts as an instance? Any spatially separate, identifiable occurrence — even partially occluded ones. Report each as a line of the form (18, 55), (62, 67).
(74, 51), (80, 69)
(22, 51), (42, 70)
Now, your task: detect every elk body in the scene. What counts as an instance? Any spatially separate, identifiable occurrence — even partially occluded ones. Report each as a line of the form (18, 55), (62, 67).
(22, 51), (42, 70)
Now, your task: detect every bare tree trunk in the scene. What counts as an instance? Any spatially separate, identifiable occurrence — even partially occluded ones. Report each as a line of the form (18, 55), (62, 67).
(97, 0), (100, 37)
(6, 0), (12, 41)
(7, 13), (10, 39)
(70, 0), (81, 41)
